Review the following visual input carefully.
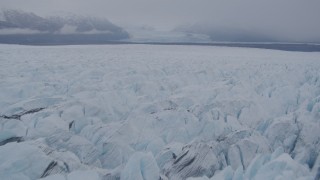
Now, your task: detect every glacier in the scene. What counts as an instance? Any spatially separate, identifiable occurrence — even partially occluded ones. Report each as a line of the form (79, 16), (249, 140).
(0, 44), (319, 180)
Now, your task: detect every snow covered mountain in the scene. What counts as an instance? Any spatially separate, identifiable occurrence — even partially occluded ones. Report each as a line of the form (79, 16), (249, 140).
(0, 44), (319, 180)
(174, 24), (320, 44)
(0, 10), (129, 44)
(174, 24), (276, 43)
(123, 26), (212, 43)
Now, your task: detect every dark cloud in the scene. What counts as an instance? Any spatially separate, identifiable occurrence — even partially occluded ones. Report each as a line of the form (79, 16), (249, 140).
(1, 0), (320, 42)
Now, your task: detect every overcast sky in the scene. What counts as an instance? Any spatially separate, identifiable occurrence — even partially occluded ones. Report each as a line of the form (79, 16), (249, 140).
(1, 0), (320, 41)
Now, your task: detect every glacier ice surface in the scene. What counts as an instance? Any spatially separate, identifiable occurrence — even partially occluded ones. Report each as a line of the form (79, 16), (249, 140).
(0, 44), (319, 179)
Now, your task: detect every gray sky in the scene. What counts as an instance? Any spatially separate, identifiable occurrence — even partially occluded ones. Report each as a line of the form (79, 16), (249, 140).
(1, 0), (320, 41)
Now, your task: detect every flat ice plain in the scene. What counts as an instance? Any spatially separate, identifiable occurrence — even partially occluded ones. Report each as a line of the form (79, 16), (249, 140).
(0, 44), (320, 180)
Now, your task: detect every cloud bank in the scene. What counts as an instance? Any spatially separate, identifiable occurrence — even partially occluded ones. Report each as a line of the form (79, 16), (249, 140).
(1, 0), (320, 42)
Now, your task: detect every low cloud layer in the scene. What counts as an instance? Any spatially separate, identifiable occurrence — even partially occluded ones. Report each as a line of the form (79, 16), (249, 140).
(1, 0), (320, 42)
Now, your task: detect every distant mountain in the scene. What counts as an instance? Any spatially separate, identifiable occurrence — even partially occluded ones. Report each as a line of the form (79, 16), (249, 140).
(0, 9), (130, 44)
(174, 24), (278, 43)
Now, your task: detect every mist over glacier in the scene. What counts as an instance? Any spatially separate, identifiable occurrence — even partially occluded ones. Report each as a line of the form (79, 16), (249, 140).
(0, 44), (319, 179)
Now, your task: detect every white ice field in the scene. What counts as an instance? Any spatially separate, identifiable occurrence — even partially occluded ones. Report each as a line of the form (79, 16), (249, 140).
(0, 44), (320, 180)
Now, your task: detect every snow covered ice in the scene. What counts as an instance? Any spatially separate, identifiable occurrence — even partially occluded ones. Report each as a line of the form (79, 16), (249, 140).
(0, 44), (320, 180)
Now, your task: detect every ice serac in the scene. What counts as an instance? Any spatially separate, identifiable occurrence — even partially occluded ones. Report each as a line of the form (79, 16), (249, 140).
(161, 129), (271, 179)
(121, 152), (160, 180)
(39, 170), (101, 180)
(0, 142), (54, 180)
(162, 142), (219, 179)
(45, 130), (101, 166)
(253, 153), (313, 180)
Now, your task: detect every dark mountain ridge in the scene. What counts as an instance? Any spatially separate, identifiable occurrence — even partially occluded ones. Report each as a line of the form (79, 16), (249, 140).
(0, 9), (129, 44)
